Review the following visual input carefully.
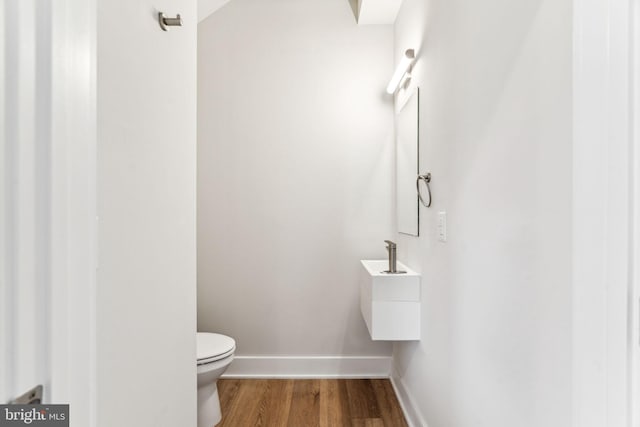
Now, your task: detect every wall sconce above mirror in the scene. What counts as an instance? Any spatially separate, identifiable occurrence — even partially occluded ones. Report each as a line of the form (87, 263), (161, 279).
(396, 87), (420, 236)
(387, 49), (415, 94)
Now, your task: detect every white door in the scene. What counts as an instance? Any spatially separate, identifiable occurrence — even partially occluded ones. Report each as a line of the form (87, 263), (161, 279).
(1, 0), (58, 404)
(1, 0), (97, 424)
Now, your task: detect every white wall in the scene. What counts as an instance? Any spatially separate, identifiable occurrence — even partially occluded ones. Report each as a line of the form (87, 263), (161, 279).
(197, 0), (394, 372)
(392, 0), (573, 426)
(96, 0), (197, 425)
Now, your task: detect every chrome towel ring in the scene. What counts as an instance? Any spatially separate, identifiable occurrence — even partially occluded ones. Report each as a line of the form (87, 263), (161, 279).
(416, 172), (432, 207)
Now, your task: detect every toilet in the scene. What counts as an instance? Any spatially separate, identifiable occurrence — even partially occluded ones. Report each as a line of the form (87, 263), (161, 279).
(197, 332), (236, 427)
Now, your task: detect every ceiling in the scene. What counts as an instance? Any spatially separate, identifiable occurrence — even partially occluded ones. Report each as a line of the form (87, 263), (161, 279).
(198, 0), (232, 22)
(198, 0), (402, 25)
(356, 0), (403, 25)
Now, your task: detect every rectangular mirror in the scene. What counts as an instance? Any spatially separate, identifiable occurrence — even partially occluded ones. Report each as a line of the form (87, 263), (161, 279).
(396, 87), (419, 236)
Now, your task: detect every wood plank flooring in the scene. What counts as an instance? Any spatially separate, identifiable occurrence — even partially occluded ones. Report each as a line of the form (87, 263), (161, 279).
(216, 379), (408, 427)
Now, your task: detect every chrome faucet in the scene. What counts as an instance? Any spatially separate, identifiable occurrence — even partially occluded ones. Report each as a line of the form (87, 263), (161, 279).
(384, 240), (405, 274)
(384, 240), (397, 272)
(383, 240), (406, 274)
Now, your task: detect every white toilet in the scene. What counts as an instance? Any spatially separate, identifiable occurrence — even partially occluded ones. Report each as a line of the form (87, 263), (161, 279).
(197, 332), (236, 427)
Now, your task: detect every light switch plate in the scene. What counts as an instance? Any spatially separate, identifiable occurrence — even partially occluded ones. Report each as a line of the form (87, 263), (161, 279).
(438, 211), (447, 242)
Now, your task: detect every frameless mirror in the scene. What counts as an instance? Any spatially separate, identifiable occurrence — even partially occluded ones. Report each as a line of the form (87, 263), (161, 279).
(396, 88), (419, 236)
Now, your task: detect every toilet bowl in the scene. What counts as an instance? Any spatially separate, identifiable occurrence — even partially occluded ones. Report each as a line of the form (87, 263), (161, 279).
(197, 332), (235, 427)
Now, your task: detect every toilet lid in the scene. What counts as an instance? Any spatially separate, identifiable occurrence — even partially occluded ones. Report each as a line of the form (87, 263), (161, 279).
(197, 332), (235, 364)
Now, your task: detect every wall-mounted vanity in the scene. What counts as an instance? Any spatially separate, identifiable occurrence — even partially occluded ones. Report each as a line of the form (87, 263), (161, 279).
(359, 259), (421, 341)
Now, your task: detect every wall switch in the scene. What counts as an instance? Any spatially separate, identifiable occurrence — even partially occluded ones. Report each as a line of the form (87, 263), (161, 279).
(438, 211), (447, 242)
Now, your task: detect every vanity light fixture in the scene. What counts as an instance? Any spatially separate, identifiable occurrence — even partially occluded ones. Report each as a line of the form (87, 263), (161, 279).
(386, 49), (415, 94)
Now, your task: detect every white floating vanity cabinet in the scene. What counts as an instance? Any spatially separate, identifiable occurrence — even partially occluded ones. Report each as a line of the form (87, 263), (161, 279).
(359, 260), (421, 341)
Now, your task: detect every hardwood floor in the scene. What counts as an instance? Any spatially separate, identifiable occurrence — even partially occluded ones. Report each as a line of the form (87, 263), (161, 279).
(216, 379), (408, 427)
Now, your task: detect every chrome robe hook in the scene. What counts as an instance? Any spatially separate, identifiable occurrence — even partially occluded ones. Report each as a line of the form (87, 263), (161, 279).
(159, 12), (182, 31)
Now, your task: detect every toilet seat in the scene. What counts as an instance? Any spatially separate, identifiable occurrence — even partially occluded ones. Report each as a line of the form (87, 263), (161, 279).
(197, 332), (236, 365)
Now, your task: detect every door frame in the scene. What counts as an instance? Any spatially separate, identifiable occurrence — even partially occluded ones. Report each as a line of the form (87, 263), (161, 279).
(572, 0), (636, 426)
(632, 0), (640, 423)
(49, 0), (97, 425)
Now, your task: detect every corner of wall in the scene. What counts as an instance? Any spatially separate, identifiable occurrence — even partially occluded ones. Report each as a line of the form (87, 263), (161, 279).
(390, 364), (428, 427)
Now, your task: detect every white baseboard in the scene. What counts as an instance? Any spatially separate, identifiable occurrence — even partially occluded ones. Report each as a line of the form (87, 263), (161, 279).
(222, 355), (392, 379)
(390, 368), (428, 427)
